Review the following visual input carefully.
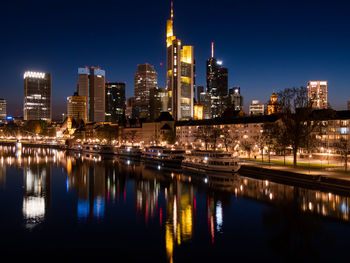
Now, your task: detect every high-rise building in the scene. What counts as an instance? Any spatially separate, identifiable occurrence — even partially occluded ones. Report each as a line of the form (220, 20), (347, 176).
(67, 92), (87, 123)
(194, 104), (203, 120)
(149, 87), (168, 121)
(249, 100), (265, 116)
(229, 86), (243, 111)
(23, 71), (51, 121)
(0, 99), (6, 122)
(348, 100), (350, 111)
(200, 92), (212, 119)
(307, 81), (327, 109)
(126, 97), (137, 119)
(196, 86), (204, 104)
(77, 66), (106, 122)
(267, 92), (280, 115)
(134, 64), (157, 119)
(166, 1), (194, 121)
(207, 42), (228, 118)
(105, 82), (126, 123)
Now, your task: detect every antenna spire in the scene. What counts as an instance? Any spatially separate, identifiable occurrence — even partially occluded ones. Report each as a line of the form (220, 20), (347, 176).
(171, 1), (173, 20)
(211, 41), (214, 58)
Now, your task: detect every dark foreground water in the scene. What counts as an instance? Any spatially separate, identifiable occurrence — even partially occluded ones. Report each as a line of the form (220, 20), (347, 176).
(1, 146), (350, 262)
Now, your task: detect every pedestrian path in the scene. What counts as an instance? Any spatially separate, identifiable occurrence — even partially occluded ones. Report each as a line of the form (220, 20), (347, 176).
(241, 159), (350, 182)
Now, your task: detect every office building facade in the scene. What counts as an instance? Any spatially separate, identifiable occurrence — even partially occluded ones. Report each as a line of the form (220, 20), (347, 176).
(77, 67), (106, 122)
(24, 71), (51, 121)
(105, 82), (126, 123)
(199, 92), (212, 119)
(196, 86), (204, 104)
(249, 100), (265, 116)
(134, 64), (157, 119)
(149, 87), (168, 121)
(0, 99), (6, 122)
(207, 42), (228, 118)
(166, 1), (194, 120)
(67, 92), (87, 123)
(307, 81), (327, 109)
(229, 86), (243, 111)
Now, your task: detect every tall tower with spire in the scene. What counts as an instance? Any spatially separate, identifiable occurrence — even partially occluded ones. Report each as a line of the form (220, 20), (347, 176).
(166, 1), (194, 121)
(206, 42), (228, 118)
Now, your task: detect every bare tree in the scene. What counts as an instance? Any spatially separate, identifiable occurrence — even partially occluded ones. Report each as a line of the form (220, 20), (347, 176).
(276, 87), (333, 167)
(122, 130), (138, 146)
(241, 140), (253, 159)
(194, 126), (212, 150)
(210, 126), (222, 150)
(334, 136), (350, 171)
(221, 126), (239, 151)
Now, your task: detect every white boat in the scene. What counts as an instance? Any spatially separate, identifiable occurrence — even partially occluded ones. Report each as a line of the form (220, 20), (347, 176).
(82, 144), (114, 154)
(182, 150), (240, 173)
(141, 146), (185, 169)
(114, 145), (142, 159)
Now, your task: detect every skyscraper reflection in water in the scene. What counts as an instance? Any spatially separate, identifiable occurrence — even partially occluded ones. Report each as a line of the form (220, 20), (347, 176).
(66, 159), (106, 221)
(22, 164), (51, 229)
(165, 180), (194, 263)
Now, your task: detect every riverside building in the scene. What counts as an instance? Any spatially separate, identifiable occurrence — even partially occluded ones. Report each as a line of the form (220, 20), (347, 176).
(24, 71), (51, 121)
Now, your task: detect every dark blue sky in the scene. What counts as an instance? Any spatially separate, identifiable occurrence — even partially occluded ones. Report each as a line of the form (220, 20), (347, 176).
(1, 0), (350, 118)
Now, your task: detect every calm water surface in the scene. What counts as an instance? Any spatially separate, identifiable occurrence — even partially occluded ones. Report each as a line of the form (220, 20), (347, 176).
(0, 145), (350, 262)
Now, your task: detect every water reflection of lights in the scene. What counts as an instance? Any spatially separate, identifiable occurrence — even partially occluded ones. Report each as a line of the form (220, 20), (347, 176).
(216, 201), (223, 232)
(23, 196), (45, 219)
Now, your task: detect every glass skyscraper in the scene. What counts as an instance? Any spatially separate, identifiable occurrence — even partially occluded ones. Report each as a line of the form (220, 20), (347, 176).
(24, 71), (51, 121)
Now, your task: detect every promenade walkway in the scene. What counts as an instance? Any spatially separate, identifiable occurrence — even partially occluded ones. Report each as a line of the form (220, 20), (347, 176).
(241, 159), (350, 183)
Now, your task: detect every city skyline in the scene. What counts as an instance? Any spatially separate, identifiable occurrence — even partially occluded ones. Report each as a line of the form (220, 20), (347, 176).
(1, 0), (350, 118)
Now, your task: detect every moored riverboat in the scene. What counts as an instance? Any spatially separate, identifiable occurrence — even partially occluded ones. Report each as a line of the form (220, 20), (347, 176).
(141, 146), (185, 170)
(114, 145), (142, 159)
(182, 150), (240, 174)
(82, 143), (114, 154)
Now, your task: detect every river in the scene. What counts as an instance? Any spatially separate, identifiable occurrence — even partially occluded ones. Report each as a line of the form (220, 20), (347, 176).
(0, 145), (349, 262)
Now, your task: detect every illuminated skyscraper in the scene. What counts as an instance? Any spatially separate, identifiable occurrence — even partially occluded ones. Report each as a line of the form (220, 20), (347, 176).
(23, 71), (51, 121)
(200, 92), (212, 119)
(166, 1), (194, 121)
(307, 81), (327, 109)
(77, 66), (106, 122)
(105, 82), (126, 123)
(196, 86), (204, 104)
(134, 64), (157, 118)
(0, 98), (6, 122)
(67, 92), (87, 123)
(207, 42), (228, 118)
(149, 87), (168, 121)
(229, 87), (243, 111)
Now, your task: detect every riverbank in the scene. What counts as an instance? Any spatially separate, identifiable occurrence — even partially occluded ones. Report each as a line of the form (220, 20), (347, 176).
(240, 160), (350, 195)
(0, 140), (67, 150)
(2, 140), (350, 194)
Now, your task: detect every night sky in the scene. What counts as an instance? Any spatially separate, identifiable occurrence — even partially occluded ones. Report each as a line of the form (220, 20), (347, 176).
(1, 0), (350, 119)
